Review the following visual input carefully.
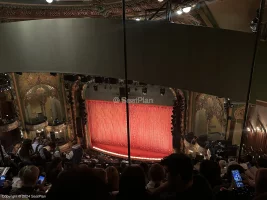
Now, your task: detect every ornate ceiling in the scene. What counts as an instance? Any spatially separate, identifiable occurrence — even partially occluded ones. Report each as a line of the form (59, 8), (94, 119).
(0, 0), (207, 26)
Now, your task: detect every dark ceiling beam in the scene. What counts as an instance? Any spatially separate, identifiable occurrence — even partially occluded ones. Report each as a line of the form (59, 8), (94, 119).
(197, 1), (219, 28)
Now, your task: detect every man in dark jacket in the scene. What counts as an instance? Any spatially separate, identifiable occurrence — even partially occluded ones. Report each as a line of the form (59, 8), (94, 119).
(153, 153), (212, 200)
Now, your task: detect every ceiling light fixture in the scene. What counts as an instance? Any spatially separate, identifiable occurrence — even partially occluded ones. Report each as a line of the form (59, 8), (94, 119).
(183, 7), (191, 13)
(177, 10), (183, 15)
(46, 0), (53, 3)
(158, 0), (164, 2)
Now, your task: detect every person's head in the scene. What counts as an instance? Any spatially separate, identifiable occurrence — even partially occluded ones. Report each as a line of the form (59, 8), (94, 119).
(106, 166), (119, 191)
(47, 168), (110, 200)
(93, 168), (107, 184)
(255, 169), (267, 195)
(50, 157), (62, 171)
(79, 164), (89, 172)
(200, 160), (221, 188)
(18, 165), (40, 187)
(161, 153), (193, 185)
(119, 166), (146, 195)
(149, 163), (165, 183)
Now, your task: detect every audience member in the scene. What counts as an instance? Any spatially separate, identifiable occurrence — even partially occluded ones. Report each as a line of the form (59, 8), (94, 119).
(18, 139), (34, 165)
(200, 160), (222, 188)
(48, 142), (60, 159)
(146, 163), (165, 191)
(10, 165), (45, 196)
(106, 166), (119, 192)
(47, 168), (111, 200)
(116, 166), (151, 200)
(32, 137), (46, 161)
(153, 153), (212, 200)
(79, 163), (89, 171)
(64, 144), (83, 165)
(93, 168), (108, 184)
(254, 169), (267, 200)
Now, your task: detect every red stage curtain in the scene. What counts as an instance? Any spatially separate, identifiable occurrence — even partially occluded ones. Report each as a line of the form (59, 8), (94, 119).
(87, 100), (172, 158)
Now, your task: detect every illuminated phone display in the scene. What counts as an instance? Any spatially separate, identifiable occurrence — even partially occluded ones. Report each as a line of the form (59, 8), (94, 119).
(38, 175), (45, 184)
(0, 176), (5, 187)
(231, 170), (244, 188)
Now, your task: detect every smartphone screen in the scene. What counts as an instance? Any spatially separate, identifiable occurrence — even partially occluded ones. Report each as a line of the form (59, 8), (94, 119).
(231, 170), (244, 188)
(0, 176), (5, 187)
(38, 175), (45, 184)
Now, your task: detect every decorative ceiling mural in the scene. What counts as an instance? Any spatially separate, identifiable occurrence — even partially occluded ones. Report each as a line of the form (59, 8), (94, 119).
(24, 84), (58, 105)
(0, 1), (206, 26)
(16, 73), (59, 100)
(195, 93), (225, 125)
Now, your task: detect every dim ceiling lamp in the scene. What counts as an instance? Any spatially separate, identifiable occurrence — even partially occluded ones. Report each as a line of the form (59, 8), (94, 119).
(158, 0), (164, 2)
(183, 7), (191, 13)
(46, 0), (53, 3)
(177, 10), (183, 15)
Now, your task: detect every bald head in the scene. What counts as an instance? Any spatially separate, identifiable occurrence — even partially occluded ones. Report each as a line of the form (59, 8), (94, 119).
(19, 165), (39, 187)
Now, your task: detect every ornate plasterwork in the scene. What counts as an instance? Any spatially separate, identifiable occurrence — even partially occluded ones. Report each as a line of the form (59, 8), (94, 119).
(0, 120), (19, 132)
(0, 1), (205, 26)
(234, 106), (245, 120)
(46, 123), (66, 132)
(195, 93), (224, 125)
(16, 73), (59, 100)
(25, 120), (48, 131)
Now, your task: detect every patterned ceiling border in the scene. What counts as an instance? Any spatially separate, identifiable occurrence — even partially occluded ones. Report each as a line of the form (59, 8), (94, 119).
(0, 1), (165, 18)
(0, 0), (203, 22)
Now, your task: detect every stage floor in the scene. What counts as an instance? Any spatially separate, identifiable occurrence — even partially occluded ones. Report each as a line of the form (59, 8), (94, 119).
(92, 143), (170, 161)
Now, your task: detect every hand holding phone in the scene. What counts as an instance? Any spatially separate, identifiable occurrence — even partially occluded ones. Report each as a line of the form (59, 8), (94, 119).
(0, 176), (5, 187)
(37, 175), (45, 185)
(231, 170), (244, 188)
